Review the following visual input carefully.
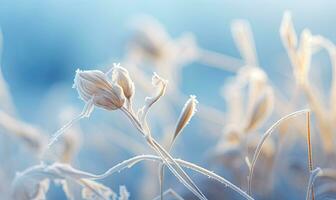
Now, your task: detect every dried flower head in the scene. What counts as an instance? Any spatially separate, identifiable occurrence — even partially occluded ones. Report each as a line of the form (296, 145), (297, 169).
(74, 69), (125, 110)
(112, 63), (135, 101)
(48, 69), (126, 147)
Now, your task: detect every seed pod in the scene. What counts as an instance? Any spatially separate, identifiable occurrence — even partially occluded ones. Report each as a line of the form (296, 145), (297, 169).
(112, 64), (135, 100)
(173, 95), (198, 142)
(74, 69), (125, 110)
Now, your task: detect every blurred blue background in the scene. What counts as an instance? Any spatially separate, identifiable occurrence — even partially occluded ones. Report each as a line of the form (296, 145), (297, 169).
(0, 0), (335, 123)
(1, 1), (336, 199)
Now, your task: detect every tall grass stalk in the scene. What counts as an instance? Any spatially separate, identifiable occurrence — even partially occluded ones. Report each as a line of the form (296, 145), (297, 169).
(306, 112), (315, 200)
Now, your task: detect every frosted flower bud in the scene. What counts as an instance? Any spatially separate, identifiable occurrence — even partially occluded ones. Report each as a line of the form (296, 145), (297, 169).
(173, 95), (198, 141)
(74, 69), (125, 110)
(112, 63), (135, 100)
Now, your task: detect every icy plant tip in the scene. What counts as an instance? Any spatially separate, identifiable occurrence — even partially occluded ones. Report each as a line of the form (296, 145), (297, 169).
(172, 95), (198, 146)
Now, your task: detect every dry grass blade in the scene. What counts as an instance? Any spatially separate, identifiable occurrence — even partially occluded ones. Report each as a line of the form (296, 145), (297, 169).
(247, 109), (309, 195)
(306, 112), (315, 200)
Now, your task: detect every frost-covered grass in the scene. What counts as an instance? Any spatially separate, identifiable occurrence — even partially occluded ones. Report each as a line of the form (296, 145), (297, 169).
(0, 10), (336, 200)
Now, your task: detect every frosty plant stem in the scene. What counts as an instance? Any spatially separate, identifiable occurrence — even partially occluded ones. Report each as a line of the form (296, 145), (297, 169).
(120, 105), (207, 200)
(48, 65), (207, 200)
(247, 109), (310, 196)
(87, 155), (254, 200)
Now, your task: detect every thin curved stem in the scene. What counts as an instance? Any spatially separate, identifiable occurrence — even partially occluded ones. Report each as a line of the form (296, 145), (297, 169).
(88, 155), (254, 200)
(48, 101), (94, 148)
(247, 109), (309, 195)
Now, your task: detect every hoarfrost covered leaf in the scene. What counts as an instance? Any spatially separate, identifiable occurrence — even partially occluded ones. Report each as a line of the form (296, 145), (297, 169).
(12, 164), (50, 200)
(81, 179), (116, 200)
(12, 162), (117, 200)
